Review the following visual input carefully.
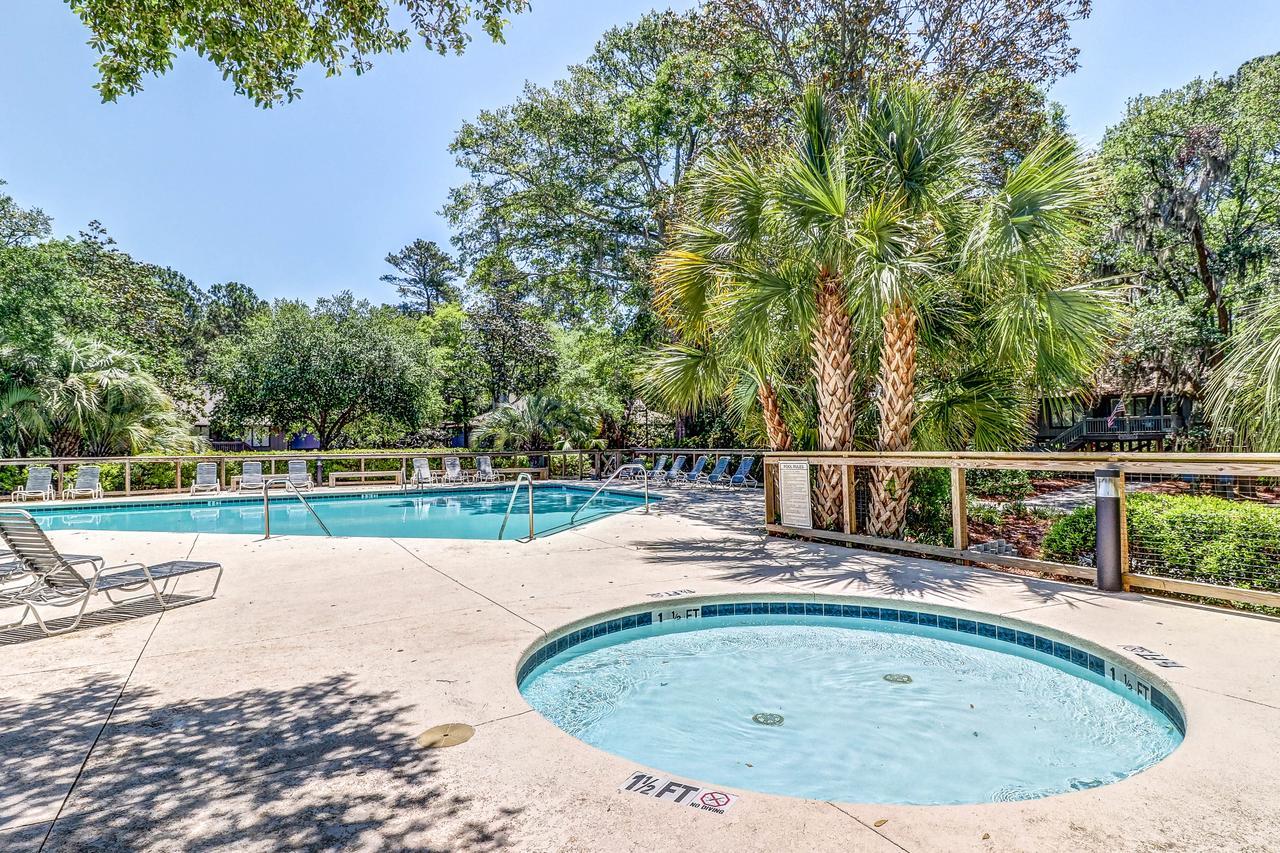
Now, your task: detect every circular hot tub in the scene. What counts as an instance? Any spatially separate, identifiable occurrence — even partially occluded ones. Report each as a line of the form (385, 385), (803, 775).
(517, 597), (1184, 805)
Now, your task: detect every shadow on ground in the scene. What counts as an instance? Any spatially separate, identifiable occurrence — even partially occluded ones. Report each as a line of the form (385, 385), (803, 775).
(633, 505), (1093, 608)
(2, 672), (522, 851)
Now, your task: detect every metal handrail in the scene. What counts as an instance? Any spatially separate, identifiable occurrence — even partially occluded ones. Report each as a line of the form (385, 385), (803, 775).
(262, 477), (332, 538)
(498, 473), (536, 542)
(571, 463), (649, 527)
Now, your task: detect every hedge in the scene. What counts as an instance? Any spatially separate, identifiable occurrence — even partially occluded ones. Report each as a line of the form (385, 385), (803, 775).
(1043, 493), (1280, 592)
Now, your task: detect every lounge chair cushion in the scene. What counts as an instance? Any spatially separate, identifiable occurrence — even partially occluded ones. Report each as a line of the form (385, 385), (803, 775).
(95, 560), (221, 592)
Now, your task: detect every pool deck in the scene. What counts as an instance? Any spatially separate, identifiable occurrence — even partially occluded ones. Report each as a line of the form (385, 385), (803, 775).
(2, 484), (1278, 851)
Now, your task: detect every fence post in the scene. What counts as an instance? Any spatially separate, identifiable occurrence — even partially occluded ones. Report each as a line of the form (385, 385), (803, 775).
(841, 463), (855, 534)
(950, 465), (968, 550)
(175, 460), (182, 494)
(124, 461), (132, 496)
(763, 461), (777, 525)
(1095, 468), (1124, 592)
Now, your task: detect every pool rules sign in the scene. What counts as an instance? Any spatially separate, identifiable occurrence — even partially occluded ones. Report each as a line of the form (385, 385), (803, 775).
(619, 771), (740, 815)
(777, 460), (813, 529)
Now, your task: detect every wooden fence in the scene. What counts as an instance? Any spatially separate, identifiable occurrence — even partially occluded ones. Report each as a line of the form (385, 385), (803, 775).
(762, 450), (1280, 611)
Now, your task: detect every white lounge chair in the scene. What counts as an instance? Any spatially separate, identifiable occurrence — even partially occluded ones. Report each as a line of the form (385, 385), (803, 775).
(238, 461), (265, 492)
(287, 459), (313, 491)
(475, 456), (505, 483)
(0, 509), (222, 636)
(62, 465), (104, 500)
(190, 462), (221, 495)
(441, 456), (470, 484)
(405, 458), (437, 489)
(11, 467), (55, 502)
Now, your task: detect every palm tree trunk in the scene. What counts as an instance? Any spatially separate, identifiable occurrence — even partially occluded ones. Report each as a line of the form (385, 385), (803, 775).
(869, 302), (917, 536)
(757, 382), (793, 451)
(810, 271), (855, 529)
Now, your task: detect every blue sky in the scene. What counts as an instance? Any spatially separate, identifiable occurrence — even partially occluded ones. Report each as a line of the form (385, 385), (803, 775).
(1, 1), (1277, 303)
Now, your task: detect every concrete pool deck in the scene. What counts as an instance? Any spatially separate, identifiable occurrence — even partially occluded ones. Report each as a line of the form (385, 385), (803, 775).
(1, 486), (1277, 851)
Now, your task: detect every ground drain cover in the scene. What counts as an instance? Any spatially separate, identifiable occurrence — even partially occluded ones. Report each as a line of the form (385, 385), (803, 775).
(416, 723), (475, 749)
(883, 674), (913, 684)
(752, 713), (784, 726)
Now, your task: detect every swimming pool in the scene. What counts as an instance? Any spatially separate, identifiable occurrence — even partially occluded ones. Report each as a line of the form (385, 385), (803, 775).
(28, 484), (652, 540)
(519, 596), (1184, 805)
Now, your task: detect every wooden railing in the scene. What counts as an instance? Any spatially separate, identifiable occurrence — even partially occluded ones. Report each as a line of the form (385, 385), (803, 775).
(762, 450), (1280, 611)
(0, 447), (768, 497)
(1082, 415), (1175, 436)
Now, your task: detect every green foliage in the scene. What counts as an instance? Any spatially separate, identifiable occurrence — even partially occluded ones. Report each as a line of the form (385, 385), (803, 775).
(654, 82), (1117, 459)
(466, 278), (557, 405)
(0, 335), (202, 457)
(1042, 504), (1097, 563)
(1205, 288), (1280, 450)
(67, 0), (530, 106)
(1045, 493), (1280, 591)
(474, 394), (601, 451)
(903, 467), (953, 546)
(382, 239), (461, 314)
(447, 10), (778, 324)
(967, 469), (1033, 501)
(208, 293), (439, 448)
(1101, 53), (1280, 394)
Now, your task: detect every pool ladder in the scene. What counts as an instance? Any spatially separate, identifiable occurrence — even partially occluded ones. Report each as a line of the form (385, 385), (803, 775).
(262, 477), (333, 538)
(498, 473), (537, 542)
(569, 464), (649, 527)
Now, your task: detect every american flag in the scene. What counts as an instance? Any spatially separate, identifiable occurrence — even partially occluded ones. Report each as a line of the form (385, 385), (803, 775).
(1106, 401), (1126, 428)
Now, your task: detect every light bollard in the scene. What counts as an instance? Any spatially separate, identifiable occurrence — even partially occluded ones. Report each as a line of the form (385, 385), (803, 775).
(1095, 469), (1123, 592)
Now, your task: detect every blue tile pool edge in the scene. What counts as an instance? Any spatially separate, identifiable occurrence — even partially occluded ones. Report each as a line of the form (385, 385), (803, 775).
(516, 594), (1186, 736)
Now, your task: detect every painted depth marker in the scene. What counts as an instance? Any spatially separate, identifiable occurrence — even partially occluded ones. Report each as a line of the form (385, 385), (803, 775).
(619, 771), (741, 815)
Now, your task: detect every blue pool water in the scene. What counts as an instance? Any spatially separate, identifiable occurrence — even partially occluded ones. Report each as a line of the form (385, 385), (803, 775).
(520, 612), (1183, 804)
(28, 485), (651, 540)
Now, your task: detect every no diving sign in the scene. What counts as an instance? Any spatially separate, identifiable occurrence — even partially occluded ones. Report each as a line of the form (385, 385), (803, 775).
(619, 771), (740, 815)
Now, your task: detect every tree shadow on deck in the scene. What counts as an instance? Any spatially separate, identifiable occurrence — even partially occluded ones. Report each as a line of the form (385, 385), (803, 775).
(1, 672), (522, 851)
(632, 523), (1092, 608)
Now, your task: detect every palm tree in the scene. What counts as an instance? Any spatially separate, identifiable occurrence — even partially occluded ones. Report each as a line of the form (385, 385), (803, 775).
(652, 82), (1116, 533)
(475, 393), (601, 451)
(0, 335), (202, 456)
(1205, 290), (1280, 450)
(650, 98), (876, 528)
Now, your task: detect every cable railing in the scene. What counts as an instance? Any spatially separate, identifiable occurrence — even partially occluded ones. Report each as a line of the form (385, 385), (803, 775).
(261, 477), (332, 538)
(571, 464), (650, 527)
(498, 473), (536, 542)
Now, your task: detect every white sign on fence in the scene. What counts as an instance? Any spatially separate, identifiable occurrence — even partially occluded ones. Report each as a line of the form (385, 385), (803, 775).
(777, 460), (813, 529)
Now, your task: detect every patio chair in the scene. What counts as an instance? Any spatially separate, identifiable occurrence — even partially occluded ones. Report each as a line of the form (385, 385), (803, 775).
(672, 455), (708, 485)
(728, 457), (757, 487)
(441, 456), (470, 484)
(11, 467), (55, 502)
(190, 462), (221, 495)
(0, 509), (222, 636)
(405, 457), (437, 490)
(238, 461), (266, 492)
(648, 454), (668, 477)
(62, 465), (103, 500)
(653, 455), (685, 484)
(287, 459), (314, 491)
(475, 456), (505, 483)
(698, 456), (733, 486)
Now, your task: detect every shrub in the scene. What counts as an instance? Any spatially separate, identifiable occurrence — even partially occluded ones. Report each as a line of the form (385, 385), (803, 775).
(1042, 504), (1096, 564)
(1043, 493), (1280, 590)
(904, 467), (952, 546)
(967, 469), (1033, 500)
